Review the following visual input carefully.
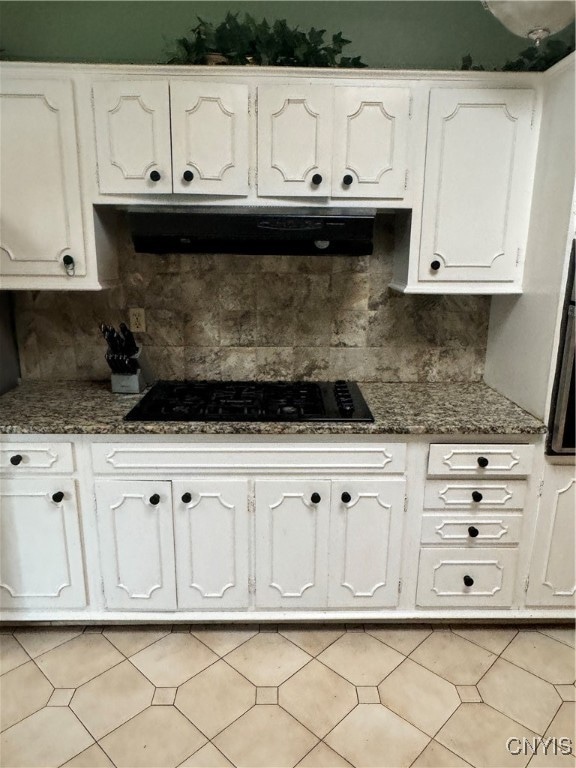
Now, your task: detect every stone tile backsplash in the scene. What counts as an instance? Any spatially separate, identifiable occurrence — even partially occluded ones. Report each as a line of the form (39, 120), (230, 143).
(13, 216), (490, 382)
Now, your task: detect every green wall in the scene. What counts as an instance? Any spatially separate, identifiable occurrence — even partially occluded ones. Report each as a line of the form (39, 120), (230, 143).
(0, 1), (573, 70)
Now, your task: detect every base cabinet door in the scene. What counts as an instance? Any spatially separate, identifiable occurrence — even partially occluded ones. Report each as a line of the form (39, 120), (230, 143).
(255, 480), (330, 608)
(329, 480), (405, 608)
(419, 88), (535, 286)
(0, 79), (86, 279)
(95, 480), (176, 610)
(526, 463), (576, 607)
(0, 478), (86, 609)
(173, 480), (249, 609)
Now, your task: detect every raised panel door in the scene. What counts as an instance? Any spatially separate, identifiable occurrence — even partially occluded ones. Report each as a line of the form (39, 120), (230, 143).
(0, 79), (86, 278)
(419, 88), (535, 285)
(170, 82), (249, 196)
(255, 480), (330, 608)
(329, 480), (405, 608)
(92, 80), (172, 194)
(0, 478), (86, 609)
(257, 85), (332, 197)
(173, 479), (249, 609)
(332, 87), (410, 200)
(95, 480), (176, 610)
(526, 463), (575, 606)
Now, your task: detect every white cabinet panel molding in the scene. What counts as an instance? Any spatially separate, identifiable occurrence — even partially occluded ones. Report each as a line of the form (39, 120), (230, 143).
(420, 513), (523, 545)
(170, 82), (249, 196)
(428, 444), (534, 477)
(173, 480), (249, 609)
(0, 79), (86, 278)
(95, 480), (176, 610)
(1, 442), (74, 474)
(425, 480), (526, 509)
(92, 80), (172, 194)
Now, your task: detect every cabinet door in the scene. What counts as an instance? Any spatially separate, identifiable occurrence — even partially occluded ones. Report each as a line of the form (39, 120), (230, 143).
(95, 480), (176, 610)
(173, 480), (249, 609)
(170, 82), (249, 196)
(257, 85), (332, 197)
(92, 80), (172, 194)
(329, 480), (405, 608)
(419, 88), (535, 285)
(255, 480), (330, 608)
(526, 463), (575, 607)
(0, 79), (86, 278)
(332, 87), (410, 200)
(0, 478), (86, 609)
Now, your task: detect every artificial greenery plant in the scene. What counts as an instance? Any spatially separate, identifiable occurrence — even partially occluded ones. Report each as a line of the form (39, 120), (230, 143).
(165, 12), (367, 68)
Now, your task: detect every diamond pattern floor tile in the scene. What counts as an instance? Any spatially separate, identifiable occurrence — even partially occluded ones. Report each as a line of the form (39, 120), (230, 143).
(190, 627), (258, 657)
(130, 633), (218, 687)
(410, 630), (497, 685)
(102, 626), (171, 657)
(33, 634), (124, 688)
(324, 703), (430, 767)
(537, 627), (575, 649)
(179, 741), (234, 767)
(278, 626), (346, 656)
(12, 628), (83, 659)
(451, 626), (518, 655)
(296, 741), (353, 767)
(365, 625), (432, 655)
(502, 632), (576, 685)
(412, 740), (472, 767)
(317, 632), (404, 686)
(0, 635), (30, 675)
(0, 661), (53, 732)
(61, 743), (115, 767)
(225, 631), (311, 686)
(213, 704), (318, 768)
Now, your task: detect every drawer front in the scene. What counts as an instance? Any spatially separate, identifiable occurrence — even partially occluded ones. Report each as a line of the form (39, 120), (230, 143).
(417, 547), (518, 607)
(421, 513), (522, 545)
(424, 480), (526, 510)
(0, 442), (74, 474)
(428, 444), (534, 477)
(92, 443), (406, 475)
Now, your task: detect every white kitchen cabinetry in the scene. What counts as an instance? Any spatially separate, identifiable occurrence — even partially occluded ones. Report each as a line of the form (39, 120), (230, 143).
(526, 462), (576, 607)
(0, 79), (86, 279)
(95, 480), (177, 610)
(255, 480), (331, 608)
(329, 480), (405, 608)
(418, 88), (536, 289)
(0, 478), (86, 610)
(173, 480), (250, 609)
(92, 80), (249, 196)
(257, 84), (411, 200)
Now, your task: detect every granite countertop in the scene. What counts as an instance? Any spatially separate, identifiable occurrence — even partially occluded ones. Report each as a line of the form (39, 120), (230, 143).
(0, 380), (545, 435)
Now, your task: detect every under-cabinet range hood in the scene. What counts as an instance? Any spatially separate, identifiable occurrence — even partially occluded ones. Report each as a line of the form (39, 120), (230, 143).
(127, 207), (375, 255)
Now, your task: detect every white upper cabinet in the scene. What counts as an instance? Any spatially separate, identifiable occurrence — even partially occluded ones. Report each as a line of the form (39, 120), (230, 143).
(170, 82), (249, 196)
(93, 80), (172, 194)
(257, 85), (333, 197)
(0, 79), (86, 278)
(418, 88), (536, 287)
(332, 87), (411, 200)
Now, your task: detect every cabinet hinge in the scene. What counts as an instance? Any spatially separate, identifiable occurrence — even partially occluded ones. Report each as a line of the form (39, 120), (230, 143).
(538, 479), (545, 497)
(524, 575), (530, 593)
(248, 494), (256, 515)
(516, 248), (522, 266)
(404, 170), (409, 191)
(408, 95), (413, 119)
(248, 576), (256, 595)
(398, 578), (403, 594)
(531, 106), (536, 128)
(403, 495), (408, 514)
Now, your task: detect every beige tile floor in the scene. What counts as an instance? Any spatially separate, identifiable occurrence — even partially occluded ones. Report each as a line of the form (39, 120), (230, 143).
(0, 623), (574, 768)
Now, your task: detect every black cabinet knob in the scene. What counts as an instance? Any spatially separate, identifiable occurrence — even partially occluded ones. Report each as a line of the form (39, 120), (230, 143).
(343, 174), (353, 186)
(472, 491), (483, 503)
(311, 173), (323, 186)
(181, 492), (192, 504)
(430, 260), (441, 271)
(51, 491), (64, 503)
(463, 575), (474, 587)
(9, 454), (23, 466)
(468, 526), (479, 538)
(149, 170), (161, 182)
(183, 170), (194, 182)
(311, 492), (321, 504)
(63, 255), (74, 268)
(341, 491), (352, 503)
(477, 456), (489, 468)
(149, 493), (160, 505)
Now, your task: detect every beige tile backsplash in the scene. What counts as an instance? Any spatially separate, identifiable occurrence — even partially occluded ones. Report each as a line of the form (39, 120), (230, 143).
(13, 216), (490, 382)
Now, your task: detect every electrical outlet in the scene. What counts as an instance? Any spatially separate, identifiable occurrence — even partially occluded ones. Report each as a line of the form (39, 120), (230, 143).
(129, 308), (146, 333)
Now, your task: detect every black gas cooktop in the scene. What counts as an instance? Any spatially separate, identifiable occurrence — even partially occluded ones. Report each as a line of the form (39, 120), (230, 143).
(124, 380), (374, 423)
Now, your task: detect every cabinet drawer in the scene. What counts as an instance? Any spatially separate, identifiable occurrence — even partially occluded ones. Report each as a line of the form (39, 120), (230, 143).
(424, 480), (526, 510)
(421, 513), (522, 545)
(416, 547), (518, 607)
(92, 443), (406, 475)
(0, 442), (74, 474)
(428, 444), (534, 477)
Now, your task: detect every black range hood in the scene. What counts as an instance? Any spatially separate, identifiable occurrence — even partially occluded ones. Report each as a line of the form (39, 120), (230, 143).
(127, 206), (375, 255)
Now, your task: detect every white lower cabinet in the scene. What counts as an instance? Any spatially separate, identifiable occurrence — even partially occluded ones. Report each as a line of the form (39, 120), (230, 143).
(526, 462), (576, 607)
(95, 480), (177, 611)
(173, 480), (249, 610)
(0, 478), (86, 609)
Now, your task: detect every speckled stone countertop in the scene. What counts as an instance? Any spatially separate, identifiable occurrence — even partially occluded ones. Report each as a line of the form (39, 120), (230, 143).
(0, 380), (545, 435)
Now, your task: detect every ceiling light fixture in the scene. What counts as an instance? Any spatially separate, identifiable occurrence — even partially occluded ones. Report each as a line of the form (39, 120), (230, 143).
(483, 1), (575, 45)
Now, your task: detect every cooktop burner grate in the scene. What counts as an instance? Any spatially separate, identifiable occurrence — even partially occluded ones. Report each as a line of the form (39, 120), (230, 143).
(124, 380), (373, 422)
